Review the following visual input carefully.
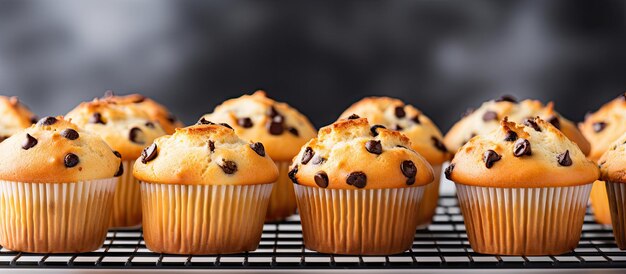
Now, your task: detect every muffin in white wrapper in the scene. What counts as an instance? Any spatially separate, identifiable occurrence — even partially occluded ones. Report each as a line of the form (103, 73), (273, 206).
(598, 131), (626, 249)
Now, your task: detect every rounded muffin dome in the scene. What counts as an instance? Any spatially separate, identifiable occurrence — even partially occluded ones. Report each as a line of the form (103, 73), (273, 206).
(289, 117), (434, 189)
(0, 96), (37, 141)
(444, 96), (590, 156)
(447, 117), (598, 188)
(66, 97), (167, 160)
(580, 93), (626, 162)
(599, 131), (626, 183)
(0, 116), (122, 183)
(100, 92), (183, 134)
(199, 90), (316, 161)
(338, 96), (450, 165)
(133, 123), (279, 185)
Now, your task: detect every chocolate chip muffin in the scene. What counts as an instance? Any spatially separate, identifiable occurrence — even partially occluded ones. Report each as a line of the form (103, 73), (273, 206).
(444, 96), (590, 156)
(0, 116), (121, 253)
(101, 91), (184, 134)
(447, 117), (598, 255)
(338, 97), (449, 228)
(66, 97), (167, 228)
(580, 93), (626, 225)
(0, 96), (37, 141)
(199, 90), (316, 221)
(289, 117), (433, 255)
(599, 132), (626, 249)
(133, 124), (278, 254)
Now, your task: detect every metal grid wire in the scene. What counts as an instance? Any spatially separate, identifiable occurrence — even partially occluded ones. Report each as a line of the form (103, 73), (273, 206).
(1, 196), (626, 270)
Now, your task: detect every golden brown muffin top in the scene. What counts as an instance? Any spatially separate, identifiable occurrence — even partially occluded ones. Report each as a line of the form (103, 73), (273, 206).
(133, 124), (278, 185)
(444, 96), (590, 156)
(447, 117), (598, 188)
(288, 117), (433, 189)
(0, 116), (122, 183)
(580, 93), (626, 162)
(599, 131), (626, 183)
(199, 91), (317, 161)
(0, 96), (37, 140)
(100, 92), (184, 134)
(66, 98), (167, 160)
(338, 96), (450, 165)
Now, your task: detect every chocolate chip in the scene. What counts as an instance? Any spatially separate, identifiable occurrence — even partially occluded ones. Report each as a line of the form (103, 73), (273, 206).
(483, 150), (501, 168)
(462, 108), (475, 118)
(64, 153), (79, 168)
(220, 123), (233, 129)
(314, 171), (329, 188)
(288, 165), (299, 184)
(406, 176), (416, 185)
(141, 143), (158, 163)
(312, 155), (326, 165)
(301, 147), (314, 164)
(37, 116), (57, 126)
(347, 114), (360, 120)
(267, 121), (284, 135)
(114, 162), (124, 177)
(197, 117), (214, 125)
(444, 163), (455, 180)
(113, 151), (122, 158)
(89, 112), (105, 124)
(238, 117), (253, 128)
(593, 122), (607, 133)
(394, 106), (406, 118)
(288, 127), (299, 136)
(547, 116), (560, 129)
(267, 106), (280, 118)
(365, 140), (383, 155)
(495, 95), (518, 103)
(0, 136), (8, 142)
(513, 138), (532, 157)
(167, 113), (177, 123)
(60, 128), (79, 140)
(30, 116), (39, 124)
(370, 125), (386, 137)
(145, 121), (155, 128)
(250, 142), (265, 156)
(620, 93), (626, 101)
(482, 111), (498, 122)
(133, 96), (146, 103)
(504, 130), (518, 142)
(412, 115), (420, 124)
(346, 172), (367, 188)
(22, 133), (38, 150)
(129, 127), (145, 144)
(208, 140), (215, 152)
(523, 119), (541, 132)
(219, 160), (237, 174)
(394, 124), (404, 131)
(557, 150), (572, 166)
(431, 137), (448, 153)
(401, 160), (417, 178)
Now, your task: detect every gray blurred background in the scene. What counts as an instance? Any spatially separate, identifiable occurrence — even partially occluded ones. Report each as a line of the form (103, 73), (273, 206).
(0, 0), (623, 130)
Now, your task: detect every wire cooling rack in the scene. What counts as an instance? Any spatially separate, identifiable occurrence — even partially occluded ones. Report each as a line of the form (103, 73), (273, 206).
(1, 196), (625, 270)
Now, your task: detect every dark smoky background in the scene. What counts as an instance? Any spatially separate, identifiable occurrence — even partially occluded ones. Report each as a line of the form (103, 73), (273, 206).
(0, 0), (623, 130)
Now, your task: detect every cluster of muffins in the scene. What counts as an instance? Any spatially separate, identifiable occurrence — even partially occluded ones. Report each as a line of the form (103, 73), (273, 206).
(2, 91), (626, 257)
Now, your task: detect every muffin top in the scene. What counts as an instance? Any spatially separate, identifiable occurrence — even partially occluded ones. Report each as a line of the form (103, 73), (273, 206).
(288, 117), (433, 189)
(133, 124), (279, 185)
(447, 117), (598, 188)
(199, 91), (316, 161)
(66, 98), (167, 160)
(444, 96), (590, 156)
(338, 97), (450, 165)
(0, 96), (37, 140)
(599, 131), (626, 183)
(100, 92), (183, 134)
(0, 116), (122, 183)
(580, 93), (626, 162)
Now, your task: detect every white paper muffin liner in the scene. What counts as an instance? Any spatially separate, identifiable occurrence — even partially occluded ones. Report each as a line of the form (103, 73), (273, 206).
(416, 165), (441, 228)
(0, 178), (117, 253)
(110, 160), (142, 229)
(456, 183), (592, 255)
(265, 161), (297, 222)
(140, 182), (273, 254)
(606, 181), (626, 249)
(294, 184), (425, 255)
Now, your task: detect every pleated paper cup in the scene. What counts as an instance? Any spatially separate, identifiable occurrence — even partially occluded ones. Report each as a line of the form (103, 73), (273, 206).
(606, 181), (626, 249)
(109, 160), (142, 229)
(295, 184), (425, 255)
(0, 178), (117, 253)
(456, 183), (592, 255)
(416, 165), (441, 229)
(140, 182), (273, 255)
(265, 161), (297, 222)
(590, 180), (612, 225)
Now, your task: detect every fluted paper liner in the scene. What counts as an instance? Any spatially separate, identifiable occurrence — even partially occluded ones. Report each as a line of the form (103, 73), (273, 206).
(456, 184), (592, 255)
(265, 161), (297, 222)
(606, 181), (626, 249)
(0, 178), (117, 253)
(109, 160), (142, 228)
(591, 180), (612, 225)
(416, 165), (441, 228)
(140, 182), (273, 254)
(294, 184), (425, 255)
